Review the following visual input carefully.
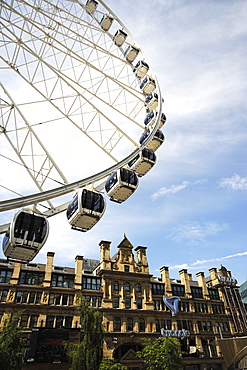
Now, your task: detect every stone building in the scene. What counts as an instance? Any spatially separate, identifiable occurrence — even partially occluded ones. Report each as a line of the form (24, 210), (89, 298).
(0, 235), (246, 369)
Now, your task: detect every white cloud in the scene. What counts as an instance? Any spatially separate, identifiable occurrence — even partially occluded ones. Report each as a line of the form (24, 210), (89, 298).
(192, 251), (247, 266)
(218, 174), (247, 190)
(166, 221), (228, 244)
(151, 179), (207, 200)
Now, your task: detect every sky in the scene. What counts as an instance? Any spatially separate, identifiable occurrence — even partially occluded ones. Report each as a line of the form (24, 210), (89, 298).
(0, 0), (247, 285)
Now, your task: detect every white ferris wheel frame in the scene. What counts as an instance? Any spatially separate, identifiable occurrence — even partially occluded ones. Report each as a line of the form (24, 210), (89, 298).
(0, 0), (163, 233)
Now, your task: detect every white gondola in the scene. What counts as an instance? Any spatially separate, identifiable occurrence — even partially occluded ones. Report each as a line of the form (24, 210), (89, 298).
(100, 14), (114, 31)
(2, 209), (49, 262)
(145, 92), (158, 111)
(113, 29), (127, 47)
(124, 45), (140, 63)
(127, 148), (156, 176)
(85, 0), (98, 14)
(133, 60), (149, 79)
(105, 168), (139, 203)
(144, 110), (166, 129)
(67, 188), (106, 232)
(139, 129), (165, 152)
(140, 76), (156, 95)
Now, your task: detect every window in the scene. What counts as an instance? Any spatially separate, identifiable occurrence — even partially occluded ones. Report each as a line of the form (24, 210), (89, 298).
(126, 318), (133, 331)
(65, 316), (73, 328)
(191, 287), (203, 299)
(114, 317), (121, 331)
(52, 273), (74, 288)
(113, 297), (119, 308)
(55, 316), (64, 328)
(171, 284), (185, 297)
(202, 339), (210, 357)
(177, 320), (182, 330)
(155, 319), (160, 332)
(125, 297), (131, 309)
(46, 315), (55, 328)
(15, 291), (29, 303)
(19, 271), (44, 285)
(139, 318), (145, 332)
(136, 283), (141, 292)
(113, 281), (119, 291)
(151, 283), (165, 295)
(124, 265), (130, 272)
(137, 298), (142, 309)
(20, 314), (29, 328)
(208, 287), (220, 300)
(83, 295), (102, 307)
(82, 276), (101, 290)
(29, 291), (41, 304)
(30, 315), (38, 328)
(125, 282), (130, 291)
(0, 290), (8, 302)
(0, 269), (12, 283)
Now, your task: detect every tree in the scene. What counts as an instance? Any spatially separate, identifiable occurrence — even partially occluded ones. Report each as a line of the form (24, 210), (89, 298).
(99, 359), (128, 370)
(137, 337), (184, 370)
(0, 311), (26, 370)
(67, 297), (104, 370)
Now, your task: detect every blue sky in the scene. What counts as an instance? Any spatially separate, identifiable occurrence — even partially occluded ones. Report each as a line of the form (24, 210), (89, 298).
(0, 0), (247, 285)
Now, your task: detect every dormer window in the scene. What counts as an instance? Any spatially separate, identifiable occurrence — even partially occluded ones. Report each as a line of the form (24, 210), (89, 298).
(124, 265), (129, 272)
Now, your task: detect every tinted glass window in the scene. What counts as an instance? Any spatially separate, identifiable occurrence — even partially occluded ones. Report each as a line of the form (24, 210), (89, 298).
(14, 212), (47, 243)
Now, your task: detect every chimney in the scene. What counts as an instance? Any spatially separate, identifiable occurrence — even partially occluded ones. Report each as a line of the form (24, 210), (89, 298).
(209, 267), (218, 286)
(74, 255), (83, 289)
(179, 269), (192, 298)
(99, 240), (111, 269)
(43, 252), (55, 287)
(196, 271), (209, 299)
(135, 246), (149, 273)
(160, 266), (172, 295)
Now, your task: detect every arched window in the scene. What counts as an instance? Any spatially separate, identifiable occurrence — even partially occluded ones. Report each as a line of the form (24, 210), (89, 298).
(126, 317), (133, 331)
(125, 282), (130, 291)
(113, 281), (119, 291)
(114, 317), (121, 332)
(136, 283), (141, 292)
(139, 318), (145, 332)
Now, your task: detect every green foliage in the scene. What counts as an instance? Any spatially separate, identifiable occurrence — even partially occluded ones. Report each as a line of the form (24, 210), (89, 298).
(137, 337), (184, 370)
(67, 297), (104, 370)
(99, 359), (128, 370)
(0, 311), (26, 370)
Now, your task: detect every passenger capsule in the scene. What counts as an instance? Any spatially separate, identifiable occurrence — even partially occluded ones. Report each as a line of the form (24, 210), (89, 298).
(124, 45), (140, 63)
(145, 92), (158, 111)
(127, 148), (156, 176)
(85, 0), (98, 14)
(133, 60), (149, 79)
(139, 129), (165, 152)
(140, 76), (156, 95)
(100, 14), (114, 31)
(105, 168), (139, 203)
(67, 188), (106, 232)
(113, 29), (128, 47)
(144, 110), (166, 129)
(2, 209), (49, 262)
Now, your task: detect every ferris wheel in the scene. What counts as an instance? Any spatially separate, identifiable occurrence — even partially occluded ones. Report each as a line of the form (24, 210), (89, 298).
(0, 0), (165, 261)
